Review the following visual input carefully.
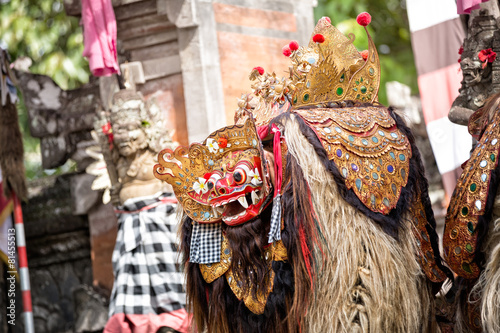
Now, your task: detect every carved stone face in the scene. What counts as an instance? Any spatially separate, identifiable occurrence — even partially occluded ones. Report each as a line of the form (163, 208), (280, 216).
(112, 118), (148, 157)
(203, 149), (270, 226)
(461, 57), (486, 87)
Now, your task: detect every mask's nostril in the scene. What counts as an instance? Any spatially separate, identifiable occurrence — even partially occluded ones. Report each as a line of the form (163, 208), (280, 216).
(207, 182), (214, 190)
(219, 188), (226, 194)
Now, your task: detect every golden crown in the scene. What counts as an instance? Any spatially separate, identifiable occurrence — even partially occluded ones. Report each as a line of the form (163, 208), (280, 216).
(236, 13), (381, 125)
(291, 14), (380, 106)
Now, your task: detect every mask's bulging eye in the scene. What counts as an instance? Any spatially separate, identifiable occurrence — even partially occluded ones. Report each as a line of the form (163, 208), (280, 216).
(233, 168), (247, 185)
(208, 173), (222, 190)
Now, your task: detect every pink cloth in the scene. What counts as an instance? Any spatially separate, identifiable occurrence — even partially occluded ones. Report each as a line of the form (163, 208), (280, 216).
(104, 309), (191, 333)
(81, 0), (120, 76)
(457, 0), (490, 14)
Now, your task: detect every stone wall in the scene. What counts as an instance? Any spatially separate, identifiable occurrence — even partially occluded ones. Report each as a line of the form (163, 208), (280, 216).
(213, 0), (315, 125)
(22, 174), (94, 332)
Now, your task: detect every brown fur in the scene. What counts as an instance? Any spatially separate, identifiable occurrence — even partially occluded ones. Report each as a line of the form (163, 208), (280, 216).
(224, 216), (270, 300)
(181, 113), (436, 332)
(283, 114), (434, 332)
(0, 96), (27, 200)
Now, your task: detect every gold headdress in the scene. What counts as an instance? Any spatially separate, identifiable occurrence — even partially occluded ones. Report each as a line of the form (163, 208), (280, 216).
(290, 15), (380, 106)
(236, 13), (381, 127)
(154, 14), (384, 222)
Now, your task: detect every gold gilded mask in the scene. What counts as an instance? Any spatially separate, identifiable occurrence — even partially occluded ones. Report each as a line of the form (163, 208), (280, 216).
(154, 118), (272, 224)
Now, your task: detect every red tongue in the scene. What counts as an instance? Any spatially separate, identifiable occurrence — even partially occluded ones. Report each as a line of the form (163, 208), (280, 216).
(223, 200), (246, 217)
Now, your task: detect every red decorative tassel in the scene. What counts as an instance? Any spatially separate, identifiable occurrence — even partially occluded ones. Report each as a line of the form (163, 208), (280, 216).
(356, 12), (371, 27)
(299, 225), (313, 290)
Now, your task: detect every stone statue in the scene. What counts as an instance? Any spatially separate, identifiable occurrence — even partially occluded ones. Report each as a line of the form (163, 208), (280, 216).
(108, 90), (173, 205)
(88, 89), (189, 333)
(449, 8), (500, 125)
(88, 90), (174, 206)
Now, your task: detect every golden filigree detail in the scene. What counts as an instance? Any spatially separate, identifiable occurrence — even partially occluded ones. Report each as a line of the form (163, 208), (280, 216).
(153, 118), (264, 223)
(225, 241), (287, 314)
(295, 107), (411, 215)
(273, 240), (288, 261)
(291, 17), (380, 107)
(226, 267), (274, 315)
(408, 198), (447, 283)
(199, 236), (232, 283)
(234, 17), (381, 128)
(200, 236), (288, 314)
(444, 112), (500, 279)
(235, 94), (292, 128)
(289, 46), (320, 76)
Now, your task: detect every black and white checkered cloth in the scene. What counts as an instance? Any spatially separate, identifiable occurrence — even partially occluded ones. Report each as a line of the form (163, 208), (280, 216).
(109, 193), (186, 317)
(189, 221), (222, 264)
(268, 194), (282, 243)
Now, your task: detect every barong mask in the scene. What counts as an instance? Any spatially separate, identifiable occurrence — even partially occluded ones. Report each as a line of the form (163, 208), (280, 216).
(151, 13), (453, 330)
(153, 118), (272, 225)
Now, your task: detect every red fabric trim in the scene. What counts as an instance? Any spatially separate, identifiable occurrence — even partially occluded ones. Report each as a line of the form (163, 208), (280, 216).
(271, 124), (283, 196)
(257, 125), (270, 140)
(13, 193), (23, 225)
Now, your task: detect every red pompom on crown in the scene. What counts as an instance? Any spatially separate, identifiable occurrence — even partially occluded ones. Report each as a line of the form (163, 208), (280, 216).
(356, 12), (371, 27)
(322, 16), (331, 24)
(282, 45), (292, 57)
(312, 34), (325, 44)
(289, 40), (299, 51)
(360, 50), (369, 61)
(253, 66), (264, 75)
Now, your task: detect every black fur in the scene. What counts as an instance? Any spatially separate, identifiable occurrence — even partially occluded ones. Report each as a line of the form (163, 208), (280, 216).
(180, 208), (297, 332)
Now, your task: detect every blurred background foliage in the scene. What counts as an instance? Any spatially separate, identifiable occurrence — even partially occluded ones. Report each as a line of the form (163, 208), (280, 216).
(0, 0), (89, 89)
(0, 0), (90, 179)
(1, 0), (418, 179)
(314, 0), (418, 106)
